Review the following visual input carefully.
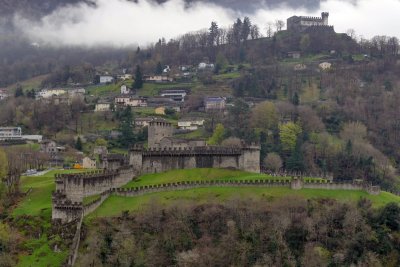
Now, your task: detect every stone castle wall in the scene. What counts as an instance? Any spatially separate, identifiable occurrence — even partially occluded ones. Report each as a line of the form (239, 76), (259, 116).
(130, 146), (260, 175)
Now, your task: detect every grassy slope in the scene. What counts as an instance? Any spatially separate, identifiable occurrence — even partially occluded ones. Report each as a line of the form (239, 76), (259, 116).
(13, 169), (86, 218)
(89, 187), (400, 219)
(14, 169), (86, 267)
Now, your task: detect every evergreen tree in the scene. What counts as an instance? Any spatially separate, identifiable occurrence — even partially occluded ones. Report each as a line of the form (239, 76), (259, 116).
(75, 137), (83, 151)
(118, 106), (135, 147)
(286, 138), (305, 172)
(155, 62), (163, 75)
(133, 65), (143, 89)
(15, 85), (24, 98)
(292, 92), (300, 106)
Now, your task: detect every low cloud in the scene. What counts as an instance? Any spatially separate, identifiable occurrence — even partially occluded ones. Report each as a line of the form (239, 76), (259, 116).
(14, 0), (400, 47)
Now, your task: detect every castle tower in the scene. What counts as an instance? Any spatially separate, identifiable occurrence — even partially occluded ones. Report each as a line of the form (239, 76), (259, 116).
(148, 118), (173, 148)
(321, 12), (329, 25)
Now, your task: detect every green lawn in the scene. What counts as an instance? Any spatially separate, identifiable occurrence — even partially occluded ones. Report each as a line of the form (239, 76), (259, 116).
(89, 187), (400, 219)
(13, 169), (86, 218)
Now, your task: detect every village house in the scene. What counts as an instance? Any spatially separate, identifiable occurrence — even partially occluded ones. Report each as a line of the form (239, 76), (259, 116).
(120, 84), (132, 95)
(99, 75), (114, 84)
(144, 75), (173, 83)
(114, 95), (148, 107)
(204, 97), (226, 112)
(319, 62), (332, 70)
(37, 89), (66, 99)
(0, 127), (22, 141)
(82, 157), (97, 169)
(117, 74), (133, 80)
(159, 89), (188, 102)
(40, 140), (65, 154)
(95, 102), (111, 112)
(0, 89), (9, 101)
(178, 118), (205, 130)
(294, 64), (307, 71)
(198, 62), (215, 71)
(67, 88), (85, 97)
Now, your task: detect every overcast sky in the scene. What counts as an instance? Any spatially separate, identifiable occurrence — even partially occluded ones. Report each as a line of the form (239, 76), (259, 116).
(15, 0), (400, 46)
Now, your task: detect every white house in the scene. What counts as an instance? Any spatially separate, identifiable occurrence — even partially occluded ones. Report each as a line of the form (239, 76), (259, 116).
(198, 62), (215, 70)
(120, 85), (131, 95)
(134, 117), (154, 128)
(178, 118), (205, 130)
(95, 102), (111, 112)
(118, 74), (133, 80)
(144, 75), (173, 83)
(160, 89), (188, 102)
(0, 89), (9, 101)
(99, 75), (114, 84)
(37, 89), (66, 99)
(0, 127), (22, 141)
(115, 95), (147, 107)
(319, 62), (332, 70)
(204, 97), (226, 112)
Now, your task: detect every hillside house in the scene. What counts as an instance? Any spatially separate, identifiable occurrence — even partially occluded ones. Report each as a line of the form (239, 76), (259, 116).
(178, 118), (205, 130)
(40, 140), (65, 154)
(82, 157), (97, 169)
(198, 62), (215, 71)
(319, 62), (332, 70)
(99, 75), (114, 84)
(120, 84), (132, 95)
(0, 89), (9, 101)
(95, 102), (111, 112)
(67, 88), (85, 96)
(117, 74), (133, 80)
(204, 97), (226, 112)
(37, 89), (66, 99)
(144, 75), (173, 83)
(114, 95), (147, 107)
(0, 127), (22, 141)
(160, 89), (188, 102)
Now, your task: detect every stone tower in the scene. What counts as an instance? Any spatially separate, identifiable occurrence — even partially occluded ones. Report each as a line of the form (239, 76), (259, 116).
(321, 12), (329, 25)
(148, 118), (173, 148)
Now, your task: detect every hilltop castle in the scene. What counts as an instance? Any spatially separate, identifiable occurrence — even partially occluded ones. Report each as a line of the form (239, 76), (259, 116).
(287, 12), (333, 32)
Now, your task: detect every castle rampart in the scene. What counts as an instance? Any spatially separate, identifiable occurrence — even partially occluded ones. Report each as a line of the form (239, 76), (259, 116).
(129, 145), (260, 175)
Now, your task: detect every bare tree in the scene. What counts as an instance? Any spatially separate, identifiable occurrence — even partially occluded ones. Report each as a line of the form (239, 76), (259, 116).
(275, 20), (285, 32)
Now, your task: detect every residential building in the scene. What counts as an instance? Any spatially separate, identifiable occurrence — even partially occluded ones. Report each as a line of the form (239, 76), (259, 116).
(319, 62), (332, 70)
(160, 89), (188, 102)
(0, 89), (9, 101)
(37, 89), (66, 99)
(204, 97), (226, 112)
(178, 118), (205, 130)
(82, 157), (97, 169)
(198, 62), (215, 70)
(144, 75), (173, 83)
(99, 75), (114, 84)
(0, 127), (22, 140)
(95, 102), (111, 112)
(114, 95), (147, 107)
(120, 84), (131, 95)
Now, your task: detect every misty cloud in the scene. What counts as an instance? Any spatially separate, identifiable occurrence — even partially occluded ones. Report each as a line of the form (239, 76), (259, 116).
(14, 0), (400, 47)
